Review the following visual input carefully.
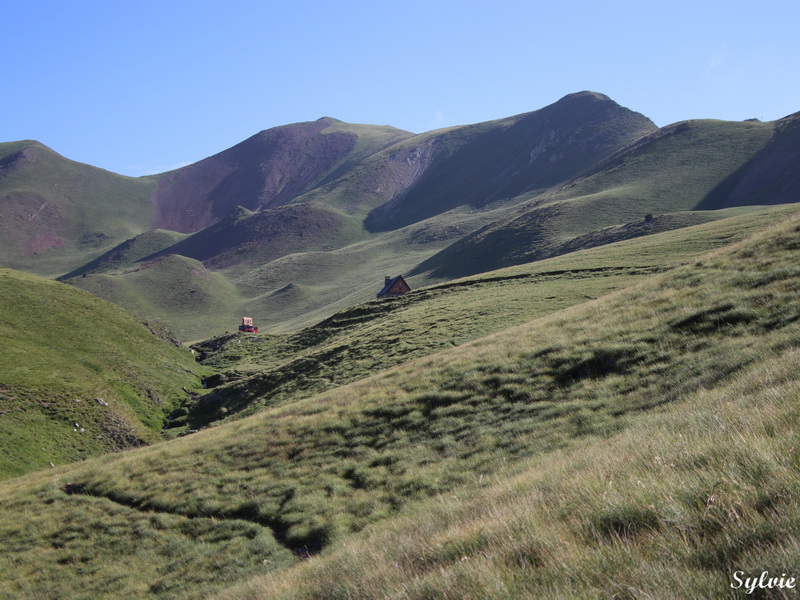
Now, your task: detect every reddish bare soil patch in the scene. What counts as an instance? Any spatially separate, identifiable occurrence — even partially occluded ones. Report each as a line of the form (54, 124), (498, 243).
(22, 231), (65, 255)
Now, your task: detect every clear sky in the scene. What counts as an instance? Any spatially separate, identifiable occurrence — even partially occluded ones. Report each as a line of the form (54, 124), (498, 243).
(2, 0), (798, 176)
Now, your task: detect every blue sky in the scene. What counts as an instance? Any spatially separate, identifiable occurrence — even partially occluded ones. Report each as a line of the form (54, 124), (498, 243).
(2, 0), (798, 176)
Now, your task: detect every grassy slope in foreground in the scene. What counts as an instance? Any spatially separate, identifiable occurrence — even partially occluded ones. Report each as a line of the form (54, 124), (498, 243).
(224, 327), (800, 600)
(2, 209), (800, 598)
(0, 267), (204, 479)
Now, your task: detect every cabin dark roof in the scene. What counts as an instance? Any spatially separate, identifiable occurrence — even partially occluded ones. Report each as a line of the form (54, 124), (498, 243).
(377, 275), (411, 299)
(378, 276), (402, 297)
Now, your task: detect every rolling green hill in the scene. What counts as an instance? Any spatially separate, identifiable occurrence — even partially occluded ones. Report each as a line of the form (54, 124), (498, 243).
(59, 229), (189, 279)
(3, 91), (800, 600)
(359, 91), (657, 230)
(0, 119), (414, 279)
(0, 267), (204, 479)
(68, 254), (242, 342)
(0, 141), (157, 277)
(149, 118), (415, 233)
(698, 110), (800, 209)
(53, 98), (800, 340)
(2, 202), (800, 599)
(284, 92), (655, 229)
(8, 93), (798, 344)
(144, 203), (367, 270)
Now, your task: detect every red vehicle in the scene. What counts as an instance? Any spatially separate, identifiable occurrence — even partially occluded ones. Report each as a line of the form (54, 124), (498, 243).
(238, 317), (259, 333)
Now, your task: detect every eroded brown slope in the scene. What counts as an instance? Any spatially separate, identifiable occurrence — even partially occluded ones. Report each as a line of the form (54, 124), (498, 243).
(150, 118), (413, 233)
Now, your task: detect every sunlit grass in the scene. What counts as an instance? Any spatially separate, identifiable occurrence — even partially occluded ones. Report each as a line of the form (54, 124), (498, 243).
(0, 267), (205, 478)
(221, 350), (800, 599)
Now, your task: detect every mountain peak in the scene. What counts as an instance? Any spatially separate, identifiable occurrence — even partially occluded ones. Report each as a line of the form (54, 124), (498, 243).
(559, 90), (614, 104)
(555, 90), (618, 106)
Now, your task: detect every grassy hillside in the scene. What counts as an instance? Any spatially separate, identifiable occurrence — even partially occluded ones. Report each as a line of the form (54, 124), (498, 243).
(179, 204), (798, 429)
(59, 203), (781, 344)
(59, 229), (189, 279)
(0, 141), (156, 277)
(0, 267), (204, 479)
(146, 203), (368, 270)
(292, 92), (655, 230)
(2, 206), (798, 598)
(68, 254), (242, 341)
(60, 113), (793, 339)
(699, 110), (800, 209)
(415, 118), (779, 279)
(34, 97), (798, 343)
(362, 92), (655, 231)
(60, 202), (523, 340)
(232, 203), (508, 332)
(222, 338), (800, 600)
(0, 119), (413, 280)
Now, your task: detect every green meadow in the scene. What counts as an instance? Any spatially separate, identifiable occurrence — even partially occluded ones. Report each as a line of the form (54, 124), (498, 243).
(2, 102), (799, 598)
(62, 115), (794, 342)
(0, 267), (205, 479)
(2, 204), (800, 598)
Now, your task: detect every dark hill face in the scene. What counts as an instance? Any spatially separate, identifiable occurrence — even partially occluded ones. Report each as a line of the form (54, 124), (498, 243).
(362, 92), (657, 231)
(412, 116), (789, 280)
(150, 118), (414, 233)
(146, 203), (355, 269)
(697, 111), (800, 209)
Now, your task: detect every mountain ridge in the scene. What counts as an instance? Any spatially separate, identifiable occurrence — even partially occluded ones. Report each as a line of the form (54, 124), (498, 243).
(0, 140), (157, 277)
(411, 115), (791, 279)
(3, 92), (799, 339)
(362, 90), (656, 230)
